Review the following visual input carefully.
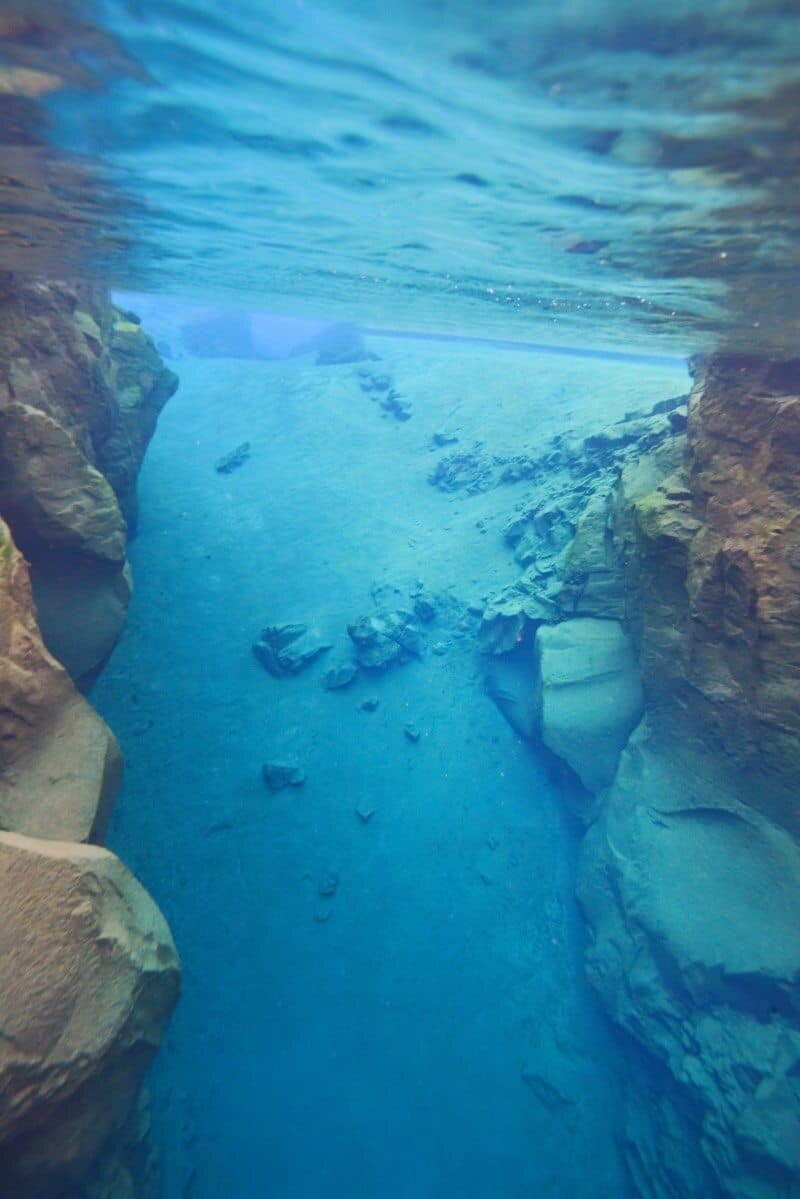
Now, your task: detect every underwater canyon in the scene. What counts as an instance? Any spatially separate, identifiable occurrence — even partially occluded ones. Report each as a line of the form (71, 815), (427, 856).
(0, 3), (799, 1198)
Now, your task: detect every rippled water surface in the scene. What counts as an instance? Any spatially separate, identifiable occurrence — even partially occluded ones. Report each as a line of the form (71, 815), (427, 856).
(0, 0), (798, 351)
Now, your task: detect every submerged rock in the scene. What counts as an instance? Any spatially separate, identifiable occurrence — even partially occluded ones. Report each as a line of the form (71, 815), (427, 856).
(0, 830), (179, 1199)
(358, 370), (393, 395)
(379, 389), (412, 421)
(428, 444), (494, 493)
(0, 401), (127, 564)
(253, 623), (332, 676)
(0, 281), (176, 683)
(554, 492), (626, 620)
(430, 429), (459, 448)
(412, 590), (437, 623)
(542, 354), (800, 1197)
(347, 610), (422, 671)
(404, 722), (421, 743)
(0, 520), (121, 844)
(0, 281), (178, 1199)
(478, 574), (558, 655)
(28, 555), (133, 683)
(215, 441), (250, 473)
(321, 661), (358, 690)
(357, 371), (411, 419)
(261, 761), (306, 791)
(483, 642), (539, 742)
(578, 726), (800, 1199)
(533, 618), (644, 793)
(318, 870), (339, 897)
(355, 800), (375, 823)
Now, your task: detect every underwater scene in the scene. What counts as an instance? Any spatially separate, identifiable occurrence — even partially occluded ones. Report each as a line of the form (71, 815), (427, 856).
(0, 3), (798, 1199)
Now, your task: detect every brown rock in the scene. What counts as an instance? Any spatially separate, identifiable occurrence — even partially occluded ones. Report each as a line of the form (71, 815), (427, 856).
(99, 316), (179, 531)
(0, 280), (176, 681)
(29, 556), (133, 683)
(0, 830), (180, 1198)
(614, 355), (800, 834)
(0, 518), (121, 842)
(0, 399), (127, 562)
(571, 354), (800, 1197)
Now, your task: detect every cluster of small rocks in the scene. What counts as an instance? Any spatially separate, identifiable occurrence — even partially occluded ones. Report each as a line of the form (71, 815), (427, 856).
(428, 396), (688, 500)
(253, 581), (469, 803)
(476, 398), (689, 654)
(357, 369), (412, 420)
(252, 582), (442, 690)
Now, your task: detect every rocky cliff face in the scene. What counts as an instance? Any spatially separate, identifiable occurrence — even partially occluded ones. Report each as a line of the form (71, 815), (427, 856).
(512, 355), (800, 1198)
(0, 281), (179, 1198)
(0, 277), (177, 684)
(620, 354), (800, 835)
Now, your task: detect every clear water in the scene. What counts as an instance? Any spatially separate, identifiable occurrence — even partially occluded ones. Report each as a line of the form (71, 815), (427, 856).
(2, 3), (798, 1197)
(91, 345), (689, 1199)
(4, 0), (800, 354)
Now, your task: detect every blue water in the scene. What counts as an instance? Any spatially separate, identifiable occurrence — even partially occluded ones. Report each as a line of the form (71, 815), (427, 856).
(6, 2), (797, 1195)
(92, 341), (689, 1198)
(18, 0), (800, 355)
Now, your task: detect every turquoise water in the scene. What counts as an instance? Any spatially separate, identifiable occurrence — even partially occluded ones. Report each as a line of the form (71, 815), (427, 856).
(4, 3), (798, 1197)
(6, 1), (800, 353)
(92, 344), (690, 1199)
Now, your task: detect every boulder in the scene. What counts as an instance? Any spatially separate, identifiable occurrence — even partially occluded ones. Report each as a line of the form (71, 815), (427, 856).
(215, 441), (250, 474)
(0, 519), (121, 842)
(347, 610), (422, 671)
(253, 623), (332, 676)
(0, 830), (180, 1198)
(28, 556), (133, 683)
(321, 661), (358, 690)
(0, 401), (126, 563)
(533, 618), (643, 792)
(261, 761), (306, 791)
(0, 282), (176, 681)
(577, 726), (800, 1199)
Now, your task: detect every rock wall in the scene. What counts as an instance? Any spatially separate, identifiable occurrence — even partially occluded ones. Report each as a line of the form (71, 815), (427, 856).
(0, 281), (179, 1198)
(0, 277), (177, 683)
(512, 356), (800, 1198)
(618, 354), (800, 836)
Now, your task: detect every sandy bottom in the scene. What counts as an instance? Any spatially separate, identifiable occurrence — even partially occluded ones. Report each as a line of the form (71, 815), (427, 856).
(94, 338), (688, 1199)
